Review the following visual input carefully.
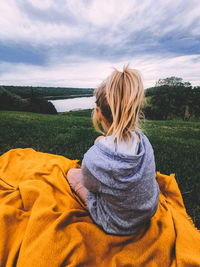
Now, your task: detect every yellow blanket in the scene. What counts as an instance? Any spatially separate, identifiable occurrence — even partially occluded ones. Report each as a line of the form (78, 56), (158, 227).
(0, 148), (199, 267)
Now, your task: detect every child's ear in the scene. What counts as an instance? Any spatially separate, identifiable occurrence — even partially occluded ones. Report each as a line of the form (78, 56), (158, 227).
(95, 107), (103, 122)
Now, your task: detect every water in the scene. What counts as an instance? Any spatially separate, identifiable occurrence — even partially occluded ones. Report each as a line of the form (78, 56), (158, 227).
(49, 96), (96, 112)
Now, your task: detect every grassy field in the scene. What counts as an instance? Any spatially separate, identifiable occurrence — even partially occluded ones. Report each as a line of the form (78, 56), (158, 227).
(0, 110), (200, 229)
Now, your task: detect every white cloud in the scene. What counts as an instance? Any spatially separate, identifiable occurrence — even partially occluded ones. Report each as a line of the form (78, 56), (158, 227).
(138, 55), (200, 88)
(0, 55), (199, 88)
(66, 0), (134, 27)
(27, 0), (54, 10)
(0, 0), (200, 88)
(0, 1), (85, 45)
(1, 0), (199, 46)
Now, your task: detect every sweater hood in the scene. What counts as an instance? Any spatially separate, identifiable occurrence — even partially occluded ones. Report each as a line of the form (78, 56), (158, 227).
(83, 131), (154, 192)
(81, 131), (160, 235)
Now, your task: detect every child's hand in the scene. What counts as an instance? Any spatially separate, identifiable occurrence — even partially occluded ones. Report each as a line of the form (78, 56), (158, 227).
(67, 168), (82, 188)
(67, 168), (87, 205)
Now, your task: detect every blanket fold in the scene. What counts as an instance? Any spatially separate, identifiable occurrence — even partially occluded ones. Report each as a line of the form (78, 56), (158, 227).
(0, 148), (199, 267)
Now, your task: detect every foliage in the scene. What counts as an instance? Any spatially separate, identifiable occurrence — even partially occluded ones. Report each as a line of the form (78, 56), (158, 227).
(0, 84), (94, 115)
(0, 110), (199, 229)
(0, 86), (57, 114)
(1, 85), (94, 100)
(0, 86), (29, 111)
(144, 78), (200, 120)
(155, 76), (191, 87)
(27, 96), (57, 114)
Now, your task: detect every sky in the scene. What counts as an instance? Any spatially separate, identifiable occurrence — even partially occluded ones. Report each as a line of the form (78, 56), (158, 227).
(0, 0), (200, 89)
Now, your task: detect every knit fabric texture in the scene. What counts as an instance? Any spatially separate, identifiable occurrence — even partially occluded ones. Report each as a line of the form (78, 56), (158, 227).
(81, 131), (160, 235)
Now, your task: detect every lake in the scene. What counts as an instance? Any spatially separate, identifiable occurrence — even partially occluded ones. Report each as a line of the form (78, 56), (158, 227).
(49, 96), (96, 112)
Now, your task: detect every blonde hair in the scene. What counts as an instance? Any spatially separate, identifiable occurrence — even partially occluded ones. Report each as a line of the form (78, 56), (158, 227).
(93, 65), (144, 147)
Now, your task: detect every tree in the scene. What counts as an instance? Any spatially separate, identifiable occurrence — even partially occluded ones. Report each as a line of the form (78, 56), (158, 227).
(0, 86), (28, 111)
(155, 77), (191, 88)
(143, 77), (198, 120)
(27, 96), (57, 114)
(190, 86), (200, 117)
(0, 86), (57, 114)
(184, 106), (190, 121)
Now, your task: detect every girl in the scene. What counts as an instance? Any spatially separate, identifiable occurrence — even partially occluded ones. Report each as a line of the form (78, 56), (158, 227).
(67, 66), (159, 235)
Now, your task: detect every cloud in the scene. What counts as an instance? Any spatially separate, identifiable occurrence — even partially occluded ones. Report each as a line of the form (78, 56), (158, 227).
(0, 54), (199, 88)
(0, 0), (199, 87)
(1, 0), (199, 47)
(0, 0), (84, 45)
(27, 0), (54, 10)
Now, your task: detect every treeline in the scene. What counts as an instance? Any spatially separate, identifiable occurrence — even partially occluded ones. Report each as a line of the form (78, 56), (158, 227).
(0, 85), (95, 115)
(0, 86), (57, 114)
(2, 85), (94, 100)
(143, 77), (200, 120)
(1, 78), (199, 120)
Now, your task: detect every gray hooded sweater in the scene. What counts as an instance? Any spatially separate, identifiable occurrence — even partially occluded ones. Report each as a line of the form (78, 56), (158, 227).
(81, 131), (160, 235)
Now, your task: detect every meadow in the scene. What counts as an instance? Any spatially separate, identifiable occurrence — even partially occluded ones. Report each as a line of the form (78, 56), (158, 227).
(0, 110), (199, 229)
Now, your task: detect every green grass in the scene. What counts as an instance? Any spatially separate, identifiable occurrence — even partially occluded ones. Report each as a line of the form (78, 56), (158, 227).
(0, 110), (200, 229)
(0, 110), (97, 160)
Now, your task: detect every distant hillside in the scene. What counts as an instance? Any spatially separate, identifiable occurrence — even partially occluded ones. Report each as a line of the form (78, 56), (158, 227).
(1, 85), (95, 100)
(0, 86), (29, 111)
(0, 86), (57, 114)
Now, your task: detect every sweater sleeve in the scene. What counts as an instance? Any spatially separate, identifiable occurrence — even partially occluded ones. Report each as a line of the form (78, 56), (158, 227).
(81, 159), (101, 192)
